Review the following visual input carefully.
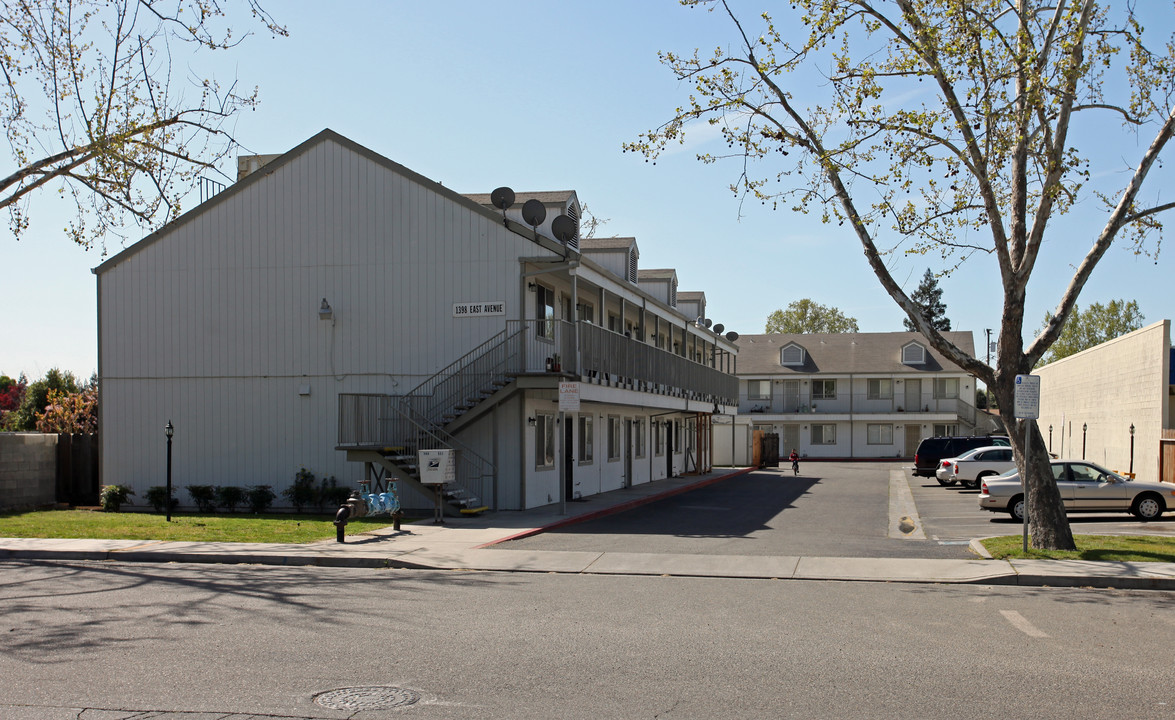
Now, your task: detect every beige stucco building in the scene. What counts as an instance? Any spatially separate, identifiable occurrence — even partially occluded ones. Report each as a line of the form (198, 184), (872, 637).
(1035, 320), (1173, 481)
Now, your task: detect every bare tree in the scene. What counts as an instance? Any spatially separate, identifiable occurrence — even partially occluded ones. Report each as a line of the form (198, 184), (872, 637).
(626, 0), (1175, 549)
(1, 0), (286, 253)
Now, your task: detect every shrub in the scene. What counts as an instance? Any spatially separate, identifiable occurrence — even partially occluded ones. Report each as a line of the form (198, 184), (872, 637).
(99, 484), (134, 512)
(215, 485), (246, 513)
(319, 476), (351, 509)
(282, 467), (317, 513)
(246, 485), (275, 513)
(145, 486), (178, 514)
(185, 485), (217, 513)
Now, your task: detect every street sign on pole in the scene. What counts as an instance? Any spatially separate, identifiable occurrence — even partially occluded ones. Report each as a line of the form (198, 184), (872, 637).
(559, 382), (581, 413)
(1013, 374), (1040, 419)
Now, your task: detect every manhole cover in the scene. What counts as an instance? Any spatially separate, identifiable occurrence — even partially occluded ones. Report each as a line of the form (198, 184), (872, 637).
(313, 685), (421, 710)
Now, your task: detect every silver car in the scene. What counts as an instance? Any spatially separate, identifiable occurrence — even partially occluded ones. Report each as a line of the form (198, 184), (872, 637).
(978, 460), (1175, 521)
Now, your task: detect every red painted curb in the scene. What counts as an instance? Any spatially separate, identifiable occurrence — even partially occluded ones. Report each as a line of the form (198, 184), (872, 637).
(476, 467), (755, 548)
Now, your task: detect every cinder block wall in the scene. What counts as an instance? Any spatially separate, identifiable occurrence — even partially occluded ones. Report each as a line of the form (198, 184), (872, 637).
(0, 433), (59, 509)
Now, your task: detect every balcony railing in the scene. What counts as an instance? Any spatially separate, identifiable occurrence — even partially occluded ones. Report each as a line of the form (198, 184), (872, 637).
(743, 392), (976, 423)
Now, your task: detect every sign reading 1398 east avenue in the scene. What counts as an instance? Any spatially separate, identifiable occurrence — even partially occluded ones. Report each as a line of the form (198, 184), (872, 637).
(453, 301), (505, 318)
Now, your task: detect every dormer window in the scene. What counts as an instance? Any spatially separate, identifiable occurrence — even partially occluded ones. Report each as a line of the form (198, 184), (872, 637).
(902, 342), (926, 365)
(781, 343), (805, 366)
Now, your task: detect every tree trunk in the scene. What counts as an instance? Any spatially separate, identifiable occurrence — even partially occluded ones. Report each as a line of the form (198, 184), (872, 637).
(993, 381), (1076, 551)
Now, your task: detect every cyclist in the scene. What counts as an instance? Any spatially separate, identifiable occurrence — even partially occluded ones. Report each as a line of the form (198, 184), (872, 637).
(789, 449), (800, 476)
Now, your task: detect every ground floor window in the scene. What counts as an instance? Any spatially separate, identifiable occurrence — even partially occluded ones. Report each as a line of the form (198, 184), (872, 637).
(578, 415), (593, 465)
(535, 413), (555, 469)
(674, 419), (682, 450)
(934, 423), (959, 436)
(867, 423), (893, 445)
(811, 423), (836, 445)
(654, 421), (665, 456)
(635, 418), (646, 458)
(608, 415), (621, 461)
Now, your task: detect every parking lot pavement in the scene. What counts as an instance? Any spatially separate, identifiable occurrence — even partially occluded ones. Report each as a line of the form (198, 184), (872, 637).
(504, 462), (980, 559)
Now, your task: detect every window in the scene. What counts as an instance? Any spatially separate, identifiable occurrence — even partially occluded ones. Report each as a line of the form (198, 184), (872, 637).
(578, 415), (593, 465)
(747, 380), (771, 401)
(674, 419), (682, 451)
(812, 379), (836, 400)
(867, 424), (893, 445)
(934, 423), (959, 436)
(560, 294), (572, 321)
(781, 344), (805, 366)
(535, 284), (555, 340)
(811, 424), (836, 445)
(635, 418), (646, 458)
(902, 343), (926, 364)
(933, 377), (960, 399)
(608, 416), (621, 461)
(867, 379), (892, 400)
(608, 313), (620, 333)
(577, 301), (594, 324)
(752, 423), (773, 434)
(535, 413), (555, 469)
(654, 421), (665, 456)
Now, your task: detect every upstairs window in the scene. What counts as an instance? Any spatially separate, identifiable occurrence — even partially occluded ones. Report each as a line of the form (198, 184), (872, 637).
(812, 379), (836, 400)
(781, 344), (805, 366)
(535, 284), (555, 340)
(934, 377), (960, 399)
(867, 379), (893, 400)
(747, 380), (771, 401)
(902, 343), (926, 365)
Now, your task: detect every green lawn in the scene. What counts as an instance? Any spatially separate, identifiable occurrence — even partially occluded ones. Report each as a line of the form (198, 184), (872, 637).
(980, 534), (1175, 563)
(0, 509), (401, 544)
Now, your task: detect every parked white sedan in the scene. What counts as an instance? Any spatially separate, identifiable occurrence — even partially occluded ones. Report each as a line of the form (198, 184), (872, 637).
(951, 446), (1016, 490)
(978, 460), (1175, 521)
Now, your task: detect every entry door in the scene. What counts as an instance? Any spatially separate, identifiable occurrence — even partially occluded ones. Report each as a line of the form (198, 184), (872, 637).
(783, 425), (801, 456)
(564, 419), (575, 499)
(624, 418), (633, 488)
(904, 425), (922, 458)
(904, 379), (921, 412)
(783, 380), (800, 412)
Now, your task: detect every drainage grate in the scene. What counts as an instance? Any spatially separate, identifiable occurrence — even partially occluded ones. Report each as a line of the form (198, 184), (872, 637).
(313, 685), (421, 710)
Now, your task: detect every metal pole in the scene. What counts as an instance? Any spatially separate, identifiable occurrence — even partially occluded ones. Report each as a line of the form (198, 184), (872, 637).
(165, 421), (173, 522)
(1082, 423), (1087, 460)
(1022, 419), (1030, 552)
(558, 411), (566, 515)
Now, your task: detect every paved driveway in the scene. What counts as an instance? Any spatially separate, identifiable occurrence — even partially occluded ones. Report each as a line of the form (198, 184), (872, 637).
(506, 461), (1175, 558)
(506, 462), (977, 559)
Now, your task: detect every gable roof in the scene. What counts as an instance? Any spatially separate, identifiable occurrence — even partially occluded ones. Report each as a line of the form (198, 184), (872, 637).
(94, 129), (549, 275)
(735, 331), (976, 375)
(580, 236), (636, 251)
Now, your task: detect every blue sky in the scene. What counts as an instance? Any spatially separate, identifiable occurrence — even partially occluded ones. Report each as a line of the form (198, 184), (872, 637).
(3, 0), (1171, 381)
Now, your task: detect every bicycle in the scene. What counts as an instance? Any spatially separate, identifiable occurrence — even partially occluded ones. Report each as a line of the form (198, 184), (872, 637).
(791, 458), (800, 476)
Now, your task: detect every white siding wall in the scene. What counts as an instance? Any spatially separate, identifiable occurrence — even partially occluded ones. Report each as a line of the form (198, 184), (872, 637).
(99, 137), (549, 505)
(1036, 321), (1170, 478)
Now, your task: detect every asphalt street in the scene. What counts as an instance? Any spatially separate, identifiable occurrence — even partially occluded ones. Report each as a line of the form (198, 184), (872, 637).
(2, 561), (1175, 719)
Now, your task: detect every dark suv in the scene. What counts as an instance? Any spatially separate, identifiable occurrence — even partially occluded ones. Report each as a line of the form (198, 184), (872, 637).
(912, 435), (1010, 477)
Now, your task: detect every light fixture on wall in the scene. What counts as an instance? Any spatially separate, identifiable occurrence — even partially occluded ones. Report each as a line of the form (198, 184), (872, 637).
(527, 416), (537, 427)
(527, 282), (537, 292)
(318, 298), (333, 321)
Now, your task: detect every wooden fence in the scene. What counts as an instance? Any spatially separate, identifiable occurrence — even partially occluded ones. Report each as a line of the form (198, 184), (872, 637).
(56, 433), (99, 506)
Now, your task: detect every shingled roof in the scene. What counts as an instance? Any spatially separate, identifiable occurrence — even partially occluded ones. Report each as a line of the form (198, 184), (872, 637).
(736, 332), (975, 375)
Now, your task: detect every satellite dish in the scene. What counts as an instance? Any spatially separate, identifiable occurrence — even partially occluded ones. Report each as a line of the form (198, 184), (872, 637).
(521, 199), (546, 227)
(490, 186), (515, 210)
(551, 215), (576, 244)
(703, 318), (713, 328)
(713, 323), (725, 334)
(726, 331), (739, 342)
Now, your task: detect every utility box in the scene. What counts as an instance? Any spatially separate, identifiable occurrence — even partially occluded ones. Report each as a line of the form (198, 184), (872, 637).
(418, 449), (456, 485)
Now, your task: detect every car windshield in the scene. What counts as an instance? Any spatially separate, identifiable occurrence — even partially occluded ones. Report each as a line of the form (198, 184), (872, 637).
(995, 467), (1019, 479)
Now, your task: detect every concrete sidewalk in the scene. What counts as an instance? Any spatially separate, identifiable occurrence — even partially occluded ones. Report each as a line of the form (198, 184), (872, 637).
(4, 468), (1175, 590)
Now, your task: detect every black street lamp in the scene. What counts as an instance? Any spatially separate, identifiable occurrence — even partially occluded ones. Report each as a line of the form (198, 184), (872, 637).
(1048, 424), (1053, 453)
(1129, 423), (1136, 475)
(165, 420), (174, 522)
(1082, 422), (1087, 460)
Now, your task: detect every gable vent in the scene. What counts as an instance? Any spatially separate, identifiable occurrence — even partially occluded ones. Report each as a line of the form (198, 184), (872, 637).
(628, 248), (638, 283)
(670, 278), (678, 306)
(565, 204), (580, 250)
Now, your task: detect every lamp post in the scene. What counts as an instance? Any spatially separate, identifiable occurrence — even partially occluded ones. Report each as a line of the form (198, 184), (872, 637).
(1129, 423), (1135, 475)
(1082, 423), (1087, 460)
(165, 420), (174, 522)
(1048, 425), (1053, 454)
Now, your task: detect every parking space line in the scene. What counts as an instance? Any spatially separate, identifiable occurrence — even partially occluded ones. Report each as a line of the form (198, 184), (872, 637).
(1000, 610), (1049, 638)
(889, 469), (926, 540)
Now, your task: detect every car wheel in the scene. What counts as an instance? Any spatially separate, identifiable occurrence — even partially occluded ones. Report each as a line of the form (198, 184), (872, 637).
(1131, 493), (1165, 521)
(966, 471), (993, 491)
(1009, 495), (1025, 522)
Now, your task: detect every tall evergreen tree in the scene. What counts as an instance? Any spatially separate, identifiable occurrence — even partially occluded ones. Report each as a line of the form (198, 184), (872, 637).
(903, 269), (951, 332)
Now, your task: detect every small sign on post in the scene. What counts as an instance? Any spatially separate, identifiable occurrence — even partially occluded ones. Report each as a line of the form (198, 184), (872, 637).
(1014, 374), (1041, 551)
(559, 382), (581, 413)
